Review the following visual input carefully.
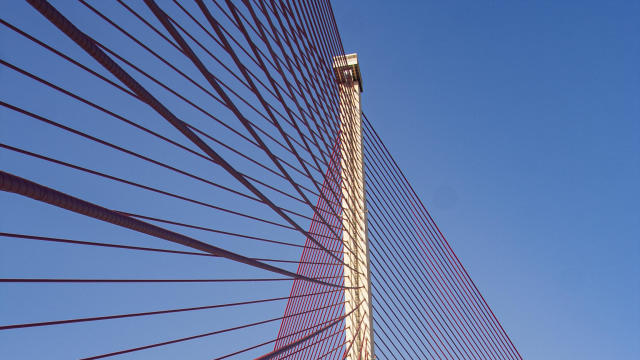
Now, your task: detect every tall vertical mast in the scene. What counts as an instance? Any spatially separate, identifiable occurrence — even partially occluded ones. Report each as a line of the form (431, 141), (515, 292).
(334, 53), (374, 359)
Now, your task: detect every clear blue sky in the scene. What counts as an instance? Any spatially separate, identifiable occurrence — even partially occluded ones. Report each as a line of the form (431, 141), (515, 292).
(333, 0), (639, 359)
(1, 1), (638, 359)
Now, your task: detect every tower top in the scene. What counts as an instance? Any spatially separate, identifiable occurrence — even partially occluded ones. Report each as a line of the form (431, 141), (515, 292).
(333, 53), (363, 92)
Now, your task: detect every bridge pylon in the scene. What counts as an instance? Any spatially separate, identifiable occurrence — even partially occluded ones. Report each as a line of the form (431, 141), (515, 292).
(334, 53), (374, 359)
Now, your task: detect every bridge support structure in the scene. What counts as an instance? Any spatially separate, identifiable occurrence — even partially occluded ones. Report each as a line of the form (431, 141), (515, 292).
(334, 53), (374, 359)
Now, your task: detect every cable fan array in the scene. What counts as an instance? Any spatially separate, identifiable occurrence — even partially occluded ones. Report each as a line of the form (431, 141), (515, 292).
(361, 114), (522, 360)
(0, 0), (521, 359)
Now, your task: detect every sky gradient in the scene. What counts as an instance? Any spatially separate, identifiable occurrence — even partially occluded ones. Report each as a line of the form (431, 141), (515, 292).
(332, 1), (639, 359)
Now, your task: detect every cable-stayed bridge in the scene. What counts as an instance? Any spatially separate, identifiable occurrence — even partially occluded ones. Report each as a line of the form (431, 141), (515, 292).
(0, 1), (522, 359)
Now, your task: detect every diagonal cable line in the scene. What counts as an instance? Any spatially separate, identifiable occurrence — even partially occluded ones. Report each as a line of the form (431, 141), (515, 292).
(0, 170), (343, 288)
(0, 288), (342, 331)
